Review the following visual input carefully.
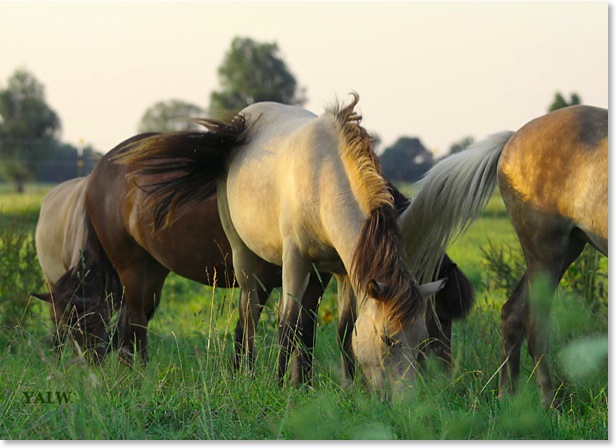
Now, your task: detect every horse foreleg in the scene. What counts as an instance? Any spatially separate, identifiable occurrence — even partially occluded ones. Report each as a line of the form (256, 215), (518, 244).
(278, 244), (311, 386)
(116, 263), (167, 366)
(116, 301), (149, 365)
(524, 239), (585, 407)
(336, 274), (357, 386)
(288, 271), (329, 386)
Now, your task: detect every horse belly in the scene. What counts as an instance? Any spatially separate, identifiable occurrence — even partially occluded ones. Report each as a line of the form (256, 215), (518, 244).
(225, 153), (285, 265)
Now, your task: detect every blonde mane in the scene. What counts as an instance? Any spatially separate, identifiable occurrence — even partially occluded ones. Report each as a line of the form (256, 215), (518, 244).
(327, 93), (419, 331)
(326, 93), (393, 215)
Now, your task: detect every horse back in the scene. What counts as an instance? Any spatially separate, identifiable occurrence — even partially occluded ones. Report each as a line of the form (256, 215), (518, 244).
(497, 105), (608, 247)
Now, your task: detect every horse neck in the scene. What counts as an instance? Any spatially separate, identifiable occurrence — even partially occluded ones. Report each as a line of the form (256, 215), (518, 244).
(321, 185), (414, 326)
(322, 120), (413, 311)
(337, 139), (391, 218)
(315, 137), (381, 277)
(319, 194), (366, 275)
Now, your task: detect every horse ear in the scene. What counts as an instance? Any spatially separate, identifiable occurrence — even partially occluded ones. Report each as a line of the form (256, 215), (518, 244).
(31, 292), (53, 302)
(417, 279), (447, 298)
(367, 280), (387, 300)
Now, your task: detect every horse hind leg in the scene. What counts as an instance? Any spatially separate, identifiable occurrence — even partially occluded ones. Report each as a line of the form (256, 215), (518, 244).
(231, 248), (263, 372)
(499, 210), (586, 406)
(499, 272), (529, 397)
(278, 242), (311, 385)
(522, 237), (585, 407)
(232, 277), (265, 372)
(217, 179), (264, 372)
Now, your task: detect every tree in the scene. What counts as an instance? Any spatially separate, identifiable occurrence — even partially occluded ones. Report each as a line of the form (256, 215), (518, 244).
(0, 68), (61, 192)
(448, 136), (474, 156)
(379, 137), (433, 183)
(209, 37), (306, 117)
(549, 92), (581, 112)
(137, 99), (206, 133)
(31, 141), (101, 183)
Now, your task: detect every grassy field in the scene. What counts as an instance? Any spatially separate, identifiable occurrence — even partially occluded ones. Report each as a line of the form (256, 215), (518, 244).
(0, 182), (608, 440)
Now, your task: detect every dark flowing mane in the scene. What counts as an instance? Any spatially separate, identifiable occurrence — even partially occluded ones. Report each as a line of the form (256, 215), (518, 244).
(330, 94), (420, 331)
(111, 116), (246, 229)
(48, 245), (121, 352)
(352, 204), (421, 331)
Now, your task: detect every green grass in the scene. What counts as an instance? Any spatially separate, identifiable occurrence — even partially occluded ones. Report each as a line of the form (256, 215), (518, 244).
(0, 182), (608, 440)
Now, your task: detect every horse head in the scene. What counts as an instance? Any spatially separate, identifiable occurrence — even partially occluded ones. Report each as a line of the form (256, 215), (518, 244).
(352, 279), (445, 395)
(32, 251), (116, 363)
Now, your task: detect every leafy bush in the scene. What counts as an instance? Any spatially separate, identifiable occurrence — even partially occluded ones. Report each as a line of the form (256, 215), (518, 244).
(0, 216), (45, 328)
(480, 240), (607, 313)
(561, 247), (607, 314)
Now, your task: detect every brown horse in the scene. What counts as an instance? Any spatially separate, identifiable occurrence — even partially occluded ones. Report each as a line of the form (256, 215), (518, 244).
(401, 105), (607, 406)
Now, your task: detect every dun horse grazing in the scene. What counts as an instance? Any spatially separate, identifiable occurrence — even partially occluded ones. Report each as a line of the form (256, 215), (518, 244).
(401, 105), (607, 406)
(114, 93), (444, 392)
(33, 177), (122, 361)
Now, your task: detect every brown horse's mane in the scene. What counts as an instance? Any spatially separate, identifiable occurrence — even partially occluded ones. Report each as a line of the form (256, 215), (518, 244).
(330, 94), (420, 331)
(111, 116), (246, 229)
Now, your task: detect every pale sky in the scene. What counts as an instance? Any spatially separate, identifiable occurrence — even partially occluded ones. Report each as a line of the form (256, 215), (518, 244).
(0, 1), (608, 157)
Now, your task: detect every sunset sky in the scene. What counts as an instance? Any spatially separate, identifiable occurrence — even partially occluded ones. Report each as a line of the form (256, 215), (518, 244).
(0, 1), (608, 156)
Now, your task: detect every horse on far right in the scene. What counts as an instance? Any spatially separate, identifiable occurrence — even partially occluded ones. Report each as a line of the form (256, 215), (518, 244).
(401, 105), (607, 408)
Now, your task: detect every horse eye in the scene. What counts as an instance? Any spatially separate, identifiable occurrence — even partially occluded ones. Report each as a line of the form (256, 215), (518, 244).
(382, 335), (398, 347)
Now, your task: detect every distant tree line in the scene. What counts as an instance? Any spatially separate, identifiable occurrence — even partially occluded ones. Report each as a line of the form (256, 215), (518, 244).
(379, 137), (433, 183)
(0, 68), (101, 192)
(2, 40), (585, 192)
